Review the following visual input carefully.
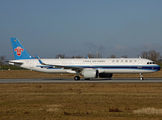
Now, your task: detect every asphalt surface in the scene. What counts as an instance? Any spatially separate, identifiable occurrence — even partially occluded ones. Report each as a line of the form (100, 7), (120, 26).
(0, 78), (162, 83)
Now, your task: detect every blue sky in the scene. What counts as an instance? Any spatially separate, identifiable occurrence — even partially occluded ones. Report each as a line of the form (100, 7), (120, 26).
(1, 0), (162, 59)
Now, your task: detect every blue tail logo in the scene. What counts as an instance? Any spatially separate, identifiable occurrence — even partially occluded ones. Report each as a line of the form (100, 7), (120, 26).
(11, 38), (34, 60)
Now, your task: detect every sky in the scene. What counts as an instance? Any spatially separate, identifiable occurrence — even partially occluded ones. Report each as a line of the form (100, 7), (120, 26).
(1, 0), (162, 59)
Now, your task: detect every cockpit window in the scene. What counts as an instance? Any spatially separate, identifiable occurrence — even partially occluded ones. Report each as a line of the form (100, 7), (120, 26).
(147, 62), (155, 64)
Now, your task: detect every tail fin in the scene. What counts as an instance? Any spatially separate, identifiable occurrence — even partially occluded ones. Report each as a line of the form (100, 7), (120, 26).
(11, 38), (34, 60)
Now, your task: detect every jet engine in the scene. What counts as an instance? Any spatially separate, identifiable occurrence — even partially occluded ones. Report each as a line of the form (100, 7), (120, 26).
(83, 69), (99, 78)
(99, 73), (113, 78)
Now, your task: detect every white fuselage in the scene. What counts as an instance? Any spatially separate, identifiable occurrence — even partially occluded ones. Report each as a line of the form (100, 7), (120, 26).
(9, 58), (161, 74)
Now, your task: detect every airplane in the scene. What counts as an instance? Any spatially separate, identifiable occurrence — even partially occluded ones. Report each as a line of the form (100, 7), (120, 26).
(8, 38), (161, 80)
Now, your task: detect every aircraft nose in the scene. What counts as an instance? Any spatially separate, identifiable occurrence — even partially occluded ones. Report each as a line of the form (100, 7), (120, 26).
(156, 64), (161, 71)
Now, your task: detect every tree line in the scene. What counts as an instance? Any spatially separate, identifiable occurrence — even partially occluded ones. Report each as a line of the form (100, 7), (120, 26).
(55, 50), (162, 63)
(140, 50), (162, 63)
(1, 50), (162, 65)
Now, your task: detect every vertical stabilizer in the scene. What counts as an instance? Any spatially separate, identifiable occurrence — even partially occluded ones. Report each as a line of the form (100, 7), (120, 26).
(11, 38), (34, 60)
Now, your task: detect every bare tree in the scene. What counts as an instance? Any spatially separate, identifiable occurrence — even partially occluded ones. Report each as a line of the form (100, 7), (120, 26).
(87, 52), (102, 58)
(98, 53), (102, 58)
(140, 50), (161, 63)
(110, 54), (116, 58)
(87, 52), (91, 58)
(158, 55), (162, 63)
(140, 51), (148, 59)
(0, 55), (6, 65)
(87, 52), (95, 58)
(55, 54), (65, 58)
(121, 55), (128, 58)
(75, 55), (83, 58)
(71, 55), (83, 58)
(96, 52), (102, 58)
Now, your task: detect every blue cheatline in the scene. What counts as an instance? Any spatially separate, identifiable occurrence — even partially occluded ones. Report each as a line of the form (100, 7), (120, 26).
(36, 65), (160, 71)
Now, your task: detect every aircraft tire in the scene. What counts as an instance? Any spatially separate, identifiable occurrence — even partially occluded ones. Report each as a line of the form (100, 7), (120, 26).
(74, 76), (80, 81)
(140, 77), (144, 80)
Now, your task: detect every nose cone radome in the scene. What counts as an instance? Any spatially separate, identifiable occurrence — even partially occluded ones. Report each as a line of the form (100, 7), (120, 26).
(156, 65), (161, 71)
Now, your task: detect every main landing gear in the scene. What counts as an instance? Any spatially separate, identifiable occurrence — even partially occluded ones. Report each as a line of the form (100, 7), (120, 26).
(74, 76), (91, 81)
(74, 76), (80, 81)
(140, 73), (144, 80)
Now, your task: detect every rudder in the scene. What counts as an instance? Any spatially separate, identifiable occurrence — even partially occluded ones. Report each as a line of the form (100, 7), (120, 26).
(11, 38), (34, 60)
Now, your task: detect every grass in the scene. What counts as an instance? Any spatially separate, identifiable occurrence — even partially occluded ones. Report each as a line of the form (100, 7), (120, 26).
(133, 108), (162, 114)
(0, 70), (162, 119)
(0, 65), (25, 70)
(1, 83), (162, 119)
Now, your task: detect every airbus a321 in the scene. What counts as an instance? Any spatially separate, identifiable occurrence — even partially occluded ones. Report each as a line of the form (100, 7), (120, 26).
(8, 38), (161, 80)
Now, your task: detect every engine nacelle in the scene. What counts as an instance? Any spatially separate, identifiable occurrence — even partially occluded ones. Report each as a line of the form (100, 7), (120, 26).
(83, 69), (99, 78)
(99, 73), (113, 78)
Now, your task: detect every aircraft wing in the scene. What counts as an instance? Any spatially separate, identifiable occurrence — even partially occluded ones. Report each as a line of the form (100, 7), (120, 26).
(36, 55), (83, 72)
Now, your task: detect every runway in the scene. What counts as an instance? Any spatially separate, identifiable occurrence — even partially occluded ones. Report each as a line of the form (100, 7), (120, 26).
(0, 78), (162, 83)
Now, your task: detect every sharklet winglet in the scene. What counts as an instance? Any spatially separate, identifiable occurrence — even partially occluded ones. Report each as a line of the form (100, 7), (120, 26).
(36, 55), (46, 65)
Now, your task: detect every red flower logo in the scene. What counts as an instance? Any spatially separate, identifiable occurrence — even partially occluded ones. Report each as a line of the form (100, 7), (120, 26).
(14, 47), (24, 56)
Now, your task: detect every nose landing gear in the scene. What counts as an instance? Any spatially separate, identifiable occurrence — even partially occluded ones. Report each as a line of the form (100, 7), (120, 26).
(139, 73), (144, 80)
